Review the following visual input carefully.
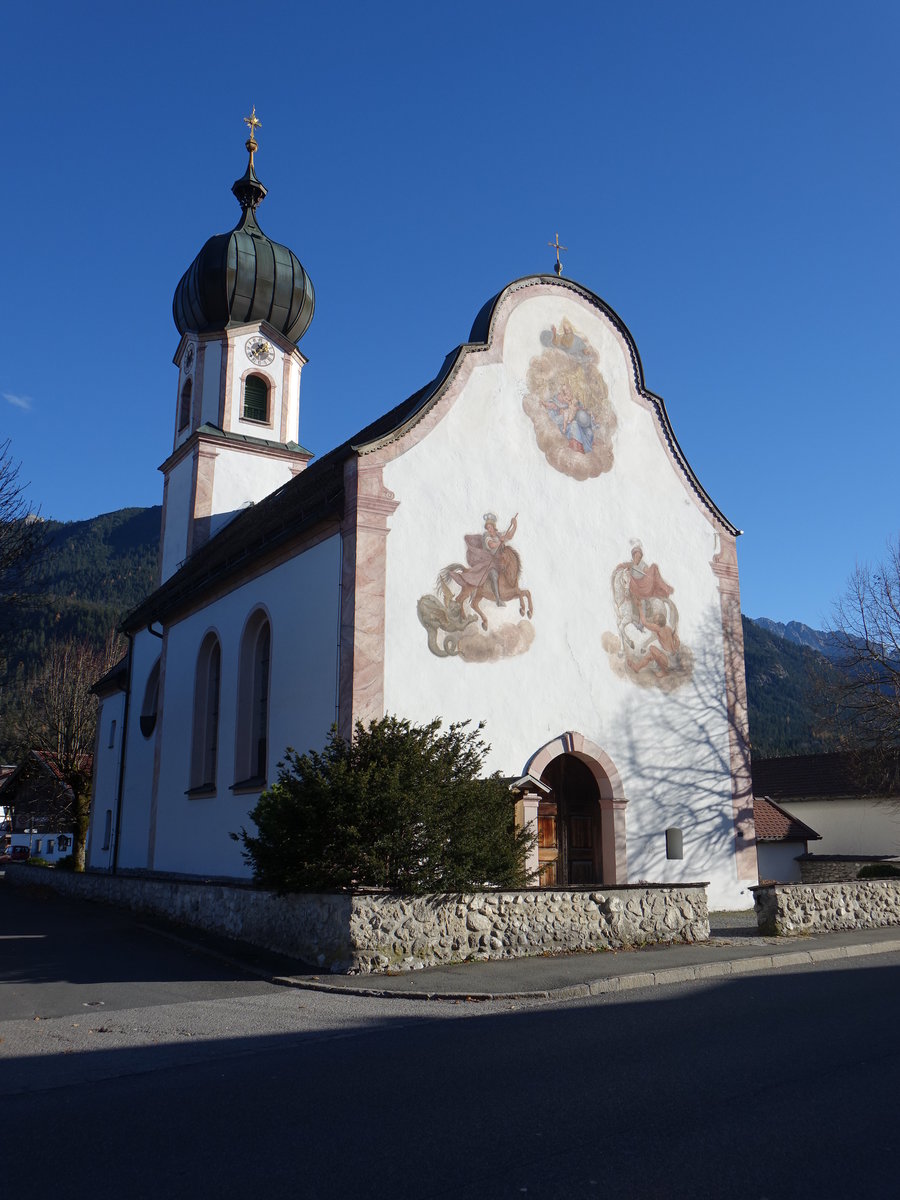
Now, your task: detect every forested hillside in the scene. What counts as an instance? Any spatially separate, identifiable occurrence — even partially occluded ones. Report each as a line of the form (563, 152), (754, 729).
(1, 503), (834, 761)
(0, 507), (160, 755)
(742, 616), (838, 759)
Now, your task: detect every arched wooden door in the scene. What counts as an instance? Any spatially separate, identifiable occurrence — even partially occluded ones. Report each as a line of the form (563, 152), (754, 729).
(537, 754), (603, 886)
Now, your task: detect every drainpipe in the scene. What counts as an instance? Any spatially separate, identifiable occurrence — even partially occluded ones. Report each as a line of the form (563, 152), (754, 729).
(110, 632), (134, 875)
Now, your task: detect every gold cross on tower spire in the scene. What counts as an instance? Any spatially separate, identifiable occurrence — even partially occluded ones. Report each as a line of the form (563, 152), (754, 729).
(243, 105), (262, 167)
(548, 232), (568, 277)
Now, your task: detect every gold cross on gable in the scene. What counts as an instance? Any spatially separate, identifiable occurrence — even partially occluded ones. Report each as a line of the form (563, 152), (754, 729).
(548, 232), (568, 276)
(243, 105), (262, 144)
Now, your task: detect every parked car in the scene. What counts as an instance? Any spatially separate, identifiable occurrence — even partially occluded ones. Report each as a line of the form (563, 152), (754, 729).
(1, 845), (31, 862)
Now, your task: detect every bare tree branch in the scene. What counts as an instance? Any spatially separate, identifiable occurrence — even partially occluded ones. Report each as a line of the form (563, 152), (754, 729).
(0, 438), (44, 616)
(825, 536), (900, 791)
(13, 631), (125, 869)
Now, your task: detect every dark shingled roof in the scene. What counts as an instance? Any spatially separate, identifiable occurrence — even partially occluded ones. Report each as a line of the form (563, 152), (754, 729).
(752, 753), (863, 800)
(753, 794), (821, 843)
(91, 656), (129, 696)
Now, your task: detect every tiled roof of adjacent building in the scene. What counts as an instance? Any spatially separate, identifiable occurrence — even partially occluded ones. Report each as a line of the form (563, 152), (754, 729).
(0, 751), (93, 801)
(31, 750), (93, 783)
(752, 794), (821, 843)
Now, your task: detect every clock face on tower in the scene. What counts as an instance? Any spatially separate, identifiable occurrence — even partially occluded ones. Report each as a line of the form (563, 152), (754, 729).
(183, 345), (194, 374)
(246, 335), (275, 367)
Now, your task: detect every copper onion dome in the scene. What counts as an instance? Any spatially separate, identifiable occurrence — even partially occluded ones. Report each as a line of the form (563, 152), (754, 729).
(173, 114), (315, 345)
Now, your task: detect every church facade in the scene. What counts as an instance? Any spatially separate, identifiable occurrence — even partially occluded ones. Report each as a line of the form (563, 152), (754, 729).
(86, 126), (758, 909)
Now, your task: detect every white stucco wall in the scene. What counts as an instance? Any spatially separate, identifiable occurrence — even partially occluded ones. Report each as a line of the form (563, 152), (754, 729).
(380, 287), (747, 908)
(208, 448), (296, 540)
(114, 632), (164, 870)
(160, 457), (193, 582)
(145, 533), (341, 877)
(756, 841), (804, 883)
(86, 689), (125, 871)
(779, 798), (900, 857)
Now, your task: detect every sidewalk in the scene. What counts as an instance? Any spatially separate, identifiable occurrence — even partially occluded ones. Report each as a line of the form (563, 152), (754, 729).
(146, 908), (900, 1002)
(273, 925), (900, 1001)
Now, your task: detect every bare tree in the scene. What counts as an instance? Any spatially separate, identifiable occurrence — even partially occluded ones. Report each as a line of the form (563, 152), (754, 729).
(827, 537), (900, 790)
(14, 632), (124, 869)
(0, 438), (44, 615)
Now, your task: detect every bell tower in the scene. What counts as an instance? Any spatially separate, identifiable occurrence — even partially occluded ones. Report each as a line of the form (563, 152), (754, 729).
(159, 110), (316, 583)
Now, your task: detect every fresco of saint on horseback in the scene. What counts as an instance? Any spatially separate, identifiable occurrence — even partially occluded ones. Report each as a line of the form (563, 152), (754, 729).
(416, 512), (535, 661)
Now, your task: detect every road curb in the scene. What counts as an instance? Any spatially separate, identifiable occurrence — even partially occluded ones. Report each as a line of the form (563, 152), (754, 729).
(270, 938), (900, 1002)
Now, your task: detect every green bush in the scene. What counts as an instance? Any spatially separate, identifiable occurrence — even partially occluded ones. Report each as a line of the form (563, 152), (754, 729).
(55, 854), (76, 871)
(234, 716), (534, 895)
(26, 856), (51, 867)
(857, 862), (900, 879)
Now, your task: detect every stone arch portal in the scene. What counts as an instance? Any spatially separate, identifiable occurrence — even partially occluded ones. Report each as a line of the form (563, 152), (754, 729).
(525, 733), (628, 886)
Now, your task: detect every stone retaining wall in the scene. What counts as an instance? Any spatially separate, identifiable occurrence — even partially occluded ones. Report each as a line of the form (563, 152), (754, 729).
(797, 855), (900, 884)
(345, 886), (709, 972)
(753, 879), (900, 936)
(5, 866), (709, 973)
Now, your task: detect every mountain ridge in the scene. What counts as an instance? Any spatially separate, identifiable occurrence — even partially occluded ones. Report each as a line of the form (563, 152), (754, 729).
(752, 616), (843, 661)
(2, 505), (836, 761)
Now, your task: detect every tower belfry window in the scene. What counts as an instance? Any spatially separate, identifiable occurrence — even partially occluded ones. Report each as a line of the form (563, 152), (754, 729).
(178, 378), (193, 431)
(243, 375), (269, 423)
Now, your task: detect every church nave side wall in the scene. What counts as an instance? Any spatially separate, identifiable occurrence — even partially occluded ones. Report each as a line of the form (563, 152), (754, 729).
(138, 534), (342, 879)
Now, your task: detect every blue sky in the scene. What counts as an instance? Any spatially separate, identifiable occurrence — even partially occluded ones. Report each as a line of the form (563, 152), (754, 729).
(2, 0), (897, 627)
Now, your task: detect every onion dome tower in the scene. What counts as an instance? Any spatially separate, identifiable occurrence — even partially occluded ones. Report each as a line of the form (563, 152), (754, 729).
(172, 130), (315, 343)
(159, 110), (315, 584)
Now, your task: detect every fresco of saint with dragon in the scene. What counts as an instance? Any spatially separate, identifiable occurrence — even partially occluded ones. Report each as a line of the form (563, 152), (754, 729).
(601, 540), (693, 691)
(417, 512), (535, 662)
(523, 318), (617, 480)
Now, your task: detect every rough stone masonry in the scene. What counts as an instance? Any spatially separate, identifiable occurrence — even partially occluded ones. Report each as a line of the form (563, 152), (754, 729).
(4, 867), (709, 974)
(754, 879), (900, 936)
(346, 886), (710, 973)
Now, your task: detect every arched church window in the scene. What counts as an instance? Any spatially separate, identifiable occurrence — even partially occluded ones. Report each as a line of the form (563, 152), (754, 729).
(188, 634), (221, 794)
(178, 378), (193, 431)
(140, 658), (161, 738)
(234, 611), (271, 787)
(242, 374), (269, 423)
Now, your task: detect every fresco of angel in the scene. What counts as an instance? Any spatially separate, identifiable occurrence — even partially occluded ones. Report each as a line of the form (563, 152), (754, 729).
(523, 318), (617, 480)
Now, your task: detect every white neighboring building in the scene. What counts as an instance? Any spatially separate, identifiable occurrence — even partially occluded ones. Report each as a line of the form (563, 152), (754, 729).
(86, 126), (759, 909)
(752, 793), (821, 883)
(753, 753), (900, 858)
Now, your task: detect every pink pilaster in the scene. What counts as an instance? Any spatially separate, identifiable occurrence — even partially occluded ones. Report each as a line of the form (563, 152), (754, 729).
(711, 533), (758, 881)
(338, 457), (399, 739)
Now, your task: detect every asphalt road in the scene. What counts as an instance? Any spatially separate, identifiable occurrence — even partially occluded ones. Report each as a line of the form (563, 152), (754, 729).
(3, 881), (899, 1199)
